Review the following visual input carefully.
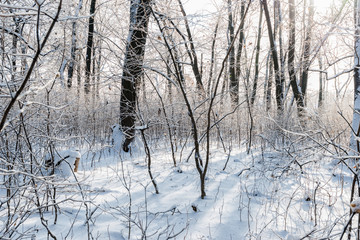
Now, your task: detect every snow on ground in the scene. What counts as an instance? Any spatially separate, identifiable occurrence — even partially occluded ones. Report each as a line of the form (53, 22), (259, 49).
(44, 150), (81, 177)
(12, 142), (356, 239)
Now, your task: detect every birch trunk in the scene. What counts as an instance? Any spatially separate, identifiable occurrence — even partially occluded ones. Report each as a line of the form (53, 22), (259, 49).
(67, 0), (83, 88)
(352, 0), (360, 151)
(300, 0), (314, 104)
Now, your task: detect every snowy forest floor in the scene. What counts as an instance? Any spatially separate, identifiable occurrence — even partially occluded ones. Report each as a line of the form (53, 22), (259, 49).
(9, 139), (356, 239)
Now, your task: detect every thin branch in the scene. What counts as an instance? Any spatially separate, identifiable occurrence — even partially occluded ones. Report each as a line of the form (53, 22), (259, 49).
(0, 1), (63, 133)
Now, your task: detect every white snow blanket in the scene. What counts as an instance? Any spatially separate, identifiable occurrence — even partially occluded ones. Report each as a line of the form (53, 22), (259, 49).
(45, 150), (81, 177)
(111, 124), (143, 155)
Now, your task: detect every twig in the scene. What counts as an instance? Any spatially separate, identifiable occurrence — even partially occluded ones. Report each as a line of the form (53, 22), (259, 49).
(223, 147), (232, 171)
(340, 212), (356, 240)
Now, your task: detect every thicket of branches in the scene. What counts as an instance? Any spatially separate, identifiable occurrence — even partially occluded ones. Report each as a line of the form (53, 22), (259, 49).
(0, 0), (358, 238)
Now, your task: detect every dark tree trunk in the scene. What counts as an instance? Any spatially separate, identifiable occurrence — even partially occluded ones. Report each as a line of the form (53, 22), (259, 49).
(96, 39), (102, 97)
(318, 55), (323, 108)
(120, 0), (152, 152)
(177, 0), (204, 90)
(262, 0), (284, 112)
(11, 18), (20, 83)
(84, 0), (96, 94)
(288, 0), (304, 113)
(228, 0), (238, 105)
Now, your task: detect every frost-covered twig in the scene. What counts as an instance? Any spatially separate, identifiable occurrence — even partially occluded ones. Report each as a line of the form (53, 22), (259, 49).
(139, 125), (159, 194)
(339, 212), (356, 240)
(0, 0), (62, 132)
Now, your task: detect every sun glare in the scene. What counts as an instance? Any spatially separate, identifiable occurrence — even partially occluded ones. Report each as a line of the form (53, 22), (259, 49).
(314, 0), (332, 8)
(313, 0), (337, 14)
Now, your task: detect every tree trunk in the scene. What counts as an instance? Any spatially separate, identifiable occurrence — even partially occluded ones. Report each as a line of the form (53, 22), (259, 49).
(177, 0), (204, 90)
(318, 55), (323, 108)
(352, 0), (360, 151)
(96, 38), (102, 97)
(275, 0), (286, 103)
(262, 0), (283, 112)
(300, 0), (314, 104)
(288, 0), (304, 114)
(208, 21), (219, 94)
(250, 4), (263, 105)
(235, 0), (246, 80)
(11, 18), (20, 83)
(67, 0), (83, 88)
(228, 0), (238, 105)
(265, 52), (273, 111)
(120, 0), (152, 152)
(84, 0), (96, 94)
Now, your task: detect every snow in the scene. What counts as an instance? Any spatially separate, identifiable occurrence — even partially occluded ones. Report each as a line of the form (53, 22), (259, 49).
(351, 197), (360, 213)
(111, 123), (124, 151)
(111, 123), (144, 155)
(4, 142), (355, 239)
(45, 149), (81, 178)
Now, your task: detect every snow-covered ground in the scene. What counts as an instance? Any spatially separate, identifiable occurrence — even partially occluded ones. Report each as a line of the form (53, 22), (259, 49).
(3, 138), (355, 240)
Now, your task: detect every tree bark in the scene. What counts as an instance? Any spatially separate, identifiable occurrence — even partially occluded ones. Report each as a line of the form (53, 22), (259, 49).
(352, 0), (360, 151)
(265, 52), (273, 111)
(288, 0), (304, 113)
(275, 0), (286, 103)
(177, 0), (204, 90)
(228, 0), (238, 105)
(235, 0), (246, 80)
(11, 17), (20, 83)
(67, 0), (83, 88)
(120, 0), (152, 152)
(300, 0), (314, 104)
(318, 55), (323, 108)
(262, 0), (284, 112)
(84, 0), (96, 94)
(250, 4), (263, 105)
(208, 21), (219, 94)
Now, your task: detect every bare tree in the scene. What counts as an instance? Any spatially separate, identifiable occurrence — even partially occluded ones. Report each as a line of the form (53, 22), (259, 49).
(288, 0), (304, 114)
(228, 0), (237, 105)
(84, 0), (97, 94)
(300, 0), (314, 103)
(318, 55), (324, 107)
(250, 3), (263, 105)
(262, 0), (284, 112)
(235, 0), (246, 81)
(177, 0), (204, 91)
(120, 0), (152, 152)
(67, 0), (83, 88)
(352, 0), (360, 151)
